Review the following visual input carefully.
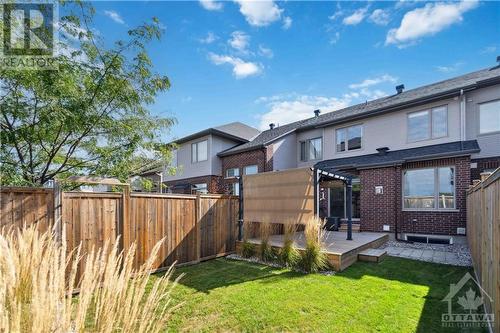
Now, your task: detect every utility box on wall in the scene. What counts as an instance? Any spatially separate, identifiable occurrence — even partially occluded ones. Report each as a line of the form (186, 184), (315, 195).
(375, 186), (383, 195)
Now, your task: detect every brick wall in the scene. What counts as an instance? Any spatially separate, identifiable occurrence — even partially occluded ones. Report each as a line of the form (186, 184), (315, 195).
(471, 157), (500, 181)
(220, 147), (273, 192)
(164, 175), (223, 194)
(359, 156), (471, 236)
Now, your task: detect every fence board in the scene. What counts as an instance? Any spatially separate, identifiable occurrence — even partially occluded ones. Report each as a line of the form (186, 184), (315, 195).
(466, 168), (499, 333)
(0, 187), (54, 232)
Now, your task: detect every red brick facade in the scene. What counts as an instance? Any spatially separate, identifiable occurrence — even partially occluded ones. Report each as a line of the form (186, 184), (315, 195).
(471, 157), (500, 181)
(359, 156), (471, 236)
(220, 147), (273, 193)
(164, 175), (223, 194)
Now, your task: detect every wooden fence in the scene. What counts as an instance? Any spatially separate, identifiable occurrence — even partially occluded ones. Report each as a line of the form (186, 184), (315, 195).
(466, 168), (500, 333)
(1, 187), (239, 274)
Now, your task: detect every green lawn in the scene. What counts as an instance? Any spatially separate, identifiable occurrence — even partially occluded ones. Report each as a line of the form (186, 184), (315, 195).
(152, 257), (486, 333)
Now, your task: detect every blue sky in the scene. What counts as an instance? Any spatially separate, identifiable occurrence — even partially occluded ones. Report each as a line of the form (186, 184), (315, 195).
(88, 0), (499, 140)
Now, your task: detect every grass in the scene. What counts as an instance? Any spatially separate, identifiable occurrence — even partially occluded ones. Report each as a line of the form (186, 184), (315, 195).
(152, 257), (486, 333)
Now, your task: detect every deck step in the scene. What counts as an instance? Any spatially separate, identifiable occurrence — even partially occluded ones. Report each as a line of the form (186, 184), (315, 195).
(358, 249), (387, 263)
(338, 224), (361, 232)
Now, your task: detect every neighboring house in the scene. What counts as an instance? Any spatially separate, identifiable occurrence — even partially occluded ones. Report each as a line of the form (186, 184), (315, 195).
(162, 122), (260, 194)
(219, 60), (500, 239)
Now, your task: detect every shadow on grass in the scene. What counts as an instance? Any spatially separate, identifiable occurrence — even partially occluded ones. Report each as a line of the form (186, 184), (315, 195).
(162, 257), (487, 333)
(170, 258), (304, 294)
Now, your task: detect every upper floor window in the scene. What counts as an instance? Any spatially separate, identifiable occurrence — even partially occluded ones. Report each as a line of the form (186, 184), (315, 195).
(479, 100), (500, 134)
(191, 140), (208, 163)
(336, 125), (362, 152)
(403, 167), (455, 210)
(407, 106), (447, 142)
(226, 168), (240, 178)
(244, 165), (258, 175)
(300, 137), (322, 162)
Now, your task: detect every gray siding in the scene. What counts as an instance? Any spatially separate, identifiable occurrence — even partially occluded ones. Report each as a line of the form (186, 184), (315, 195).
(272, 133), (297, 170)
(465, 84), (500, 159)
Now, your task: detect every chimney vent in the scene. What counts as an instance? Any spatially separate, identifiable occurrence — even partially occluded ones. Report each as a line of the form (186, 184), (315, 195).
(396, 84), (405, 94)
(269, 123), (275, 130)
(314, 109), (321, 117)
(376, 147), (390, 156)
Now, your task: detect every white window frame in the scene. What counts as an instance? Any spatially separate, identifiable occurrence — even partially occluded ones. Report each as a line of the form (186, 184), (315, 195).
(191, 140), (208, 163)
(230, 182), (240, 196)
(478, 99), (500, 135)
(335, 124), (363, 153)
(407, 105), (448, 143)
(225, 167), (240, 178)
(402, 166), (456, 211)
(244, 165), (258, 175)
(300, 137), (323, 162)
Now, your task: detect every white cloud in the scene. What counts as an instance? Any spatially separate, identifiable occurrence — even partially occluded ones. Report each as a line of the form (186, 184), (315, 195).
(282, 16), (292, 30)
(329, 3), (344, 21)
(104, 10), (125, 25)
(343, 7), (369, 25)
(480, 45), (497, 54)
(435, 61), (464, 73)
(199, 31), (218, 44)
(348, 74), (397, 89)
(256, 94), (352, 130)
(208, 53), (262, 79)
(386, 0), (479, 46)
(234, 0), (283, 27)
(258, 45), (274, 58)
(228, 31), (250, 53)
(199, 0), (223, 11)
(369, 9), (390, 26)
(329, 32), (341, 45)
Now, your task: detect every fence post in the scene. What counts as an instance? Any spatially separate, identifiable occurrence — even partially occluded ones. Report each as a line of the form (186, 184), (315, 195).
(53, 181), (63, 242)
(122, 185), (131, 257)
(195, 193), (201, 262)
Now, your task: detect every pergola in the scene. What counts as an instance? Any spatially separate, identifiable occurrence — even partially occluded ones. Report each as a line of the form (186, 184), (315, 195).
(312, 166), (355, 241)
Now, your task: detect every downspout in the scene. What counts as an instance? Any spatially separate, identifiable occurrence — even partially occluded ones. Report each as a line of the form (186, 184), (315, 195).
(237, 176), (244, 241)
(460, 89), (466, 150)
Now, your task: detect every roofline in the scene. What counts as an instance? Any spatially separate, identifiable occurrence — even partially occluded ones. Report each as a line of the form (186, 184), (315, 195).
(217, 143), (266, 157)
(315, 146), (480, 170)
(172, 128), (251, 145)
(310, 75), (500, 130)
(217, 128), (298, 157)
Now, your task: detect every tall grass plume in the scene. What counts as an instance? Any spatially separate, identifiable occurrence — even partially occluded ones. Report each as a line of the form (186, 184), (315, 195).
(279, 223), (300, 267)
(259, 222), (275, 262)
(299, 217), (328, 273)
(0, 226), (179, 333)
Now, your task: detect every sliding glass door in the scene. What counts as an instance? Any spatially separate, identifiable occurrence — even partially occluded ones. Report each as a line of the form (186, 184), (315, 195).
(328, 178), (361, 219)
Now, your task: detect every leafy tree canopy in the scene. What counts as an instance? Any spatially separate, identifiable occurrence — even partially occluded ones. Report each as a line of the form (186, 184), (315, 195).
(1, 1), (175, 186)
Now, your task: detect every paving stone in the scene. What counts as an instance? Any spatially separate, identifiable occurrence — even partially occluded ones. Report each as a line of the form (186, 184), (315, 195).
(409, 249), (424, 259)
(421, 249), (434, 258)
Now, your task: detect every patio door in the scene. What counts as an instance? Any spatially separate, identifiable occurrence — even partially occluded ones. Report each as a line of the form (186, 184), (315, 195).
(328, 178), (361, 219)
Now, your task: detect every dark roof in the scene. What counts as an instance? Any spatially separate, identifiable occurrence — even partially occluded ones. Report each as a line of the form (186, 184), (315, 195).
(219, 65), (500, 157)
(173, 122), (260, 145)
(315, 140), (480, 170)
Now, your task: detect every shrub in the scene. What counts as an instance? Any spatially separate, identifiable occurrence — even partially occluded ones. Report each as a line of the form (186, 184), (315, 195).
(299, 217), (328, 273)
(240, 239), (255, 258)
(0, 226), (178, 333)
(259, 222), (276, 262)
(279, 224), (300, 267)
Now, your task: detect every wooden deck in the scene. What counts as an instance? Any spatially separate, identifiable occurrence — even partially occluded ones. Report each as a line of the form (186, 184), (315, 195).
(243, 231), (389, 271)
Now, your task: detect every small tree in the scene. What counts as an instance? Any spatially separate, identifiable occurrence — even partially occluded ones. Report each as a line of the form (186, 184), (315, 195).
(0, 1), (175, 186)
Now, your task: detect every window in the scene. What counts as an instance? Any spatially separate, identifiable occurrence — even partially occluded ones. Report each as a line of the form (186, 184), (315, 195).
(244, 165), (258, 175)
(407, 106), (448, 142)
(300, 137), (322, 161)
(191, 140), (208, 163)
(479, 100), (500, 134)
(403, 167), (455, 210)
(192, 183), (208, 194)
(230, 182), (240, 196)
(336, 125), (362, 152)
(226, 168), (239, 178)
